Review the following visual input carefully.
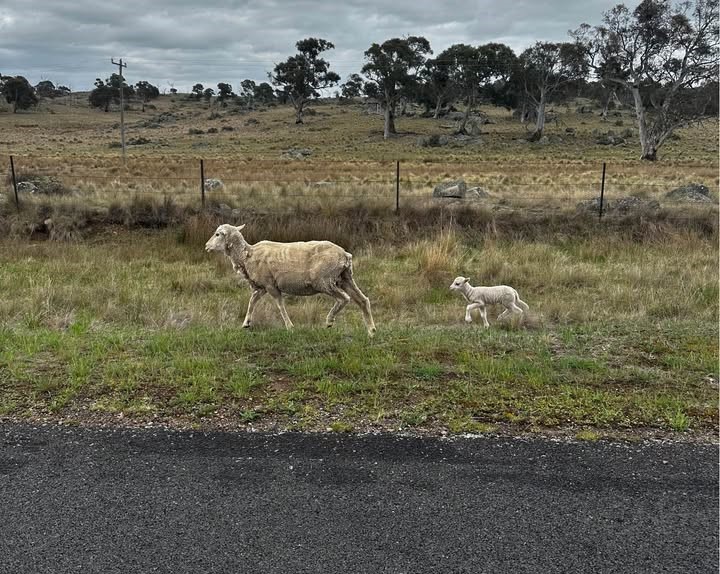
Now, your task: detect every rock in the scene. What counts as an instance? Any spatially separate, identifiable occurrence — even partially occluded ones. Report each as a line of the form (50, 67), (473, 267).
(417, 134), (450, 147)
(16, 176), (67, 195)
(614, 197), (660, 212)
(204, 178), (224, 191)
(128, 136), (151, 145)
(666, 183), (714, 203)
(282, 148), (312, 160)
(245, 118), (260, 126)
(621, 128), (634, 138)
(596, 132), (626, 146)
(464, 117), (483, 136)
(221, 126), (234, 132)
(16, 181), (38, 193)
(446, 111), (465, 121)
(188, 128), (205, 135)
(565, 127), (576, 134)
(466, 187), (492, 199)
(433, 180), (467, 198)
(576, 105), (594, 114)
(207, 127), (218, 134)
(537, 136), (550, 145)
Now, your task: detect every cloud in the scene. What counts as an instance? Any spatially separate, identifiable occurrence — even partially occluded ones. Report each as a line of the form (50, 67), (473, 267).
(0, 0), (622, 91)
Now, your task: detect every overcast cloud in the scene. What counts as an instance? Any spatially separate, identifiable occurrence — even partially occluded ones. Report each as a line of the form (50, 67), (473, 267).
(1, 0), (623, 92)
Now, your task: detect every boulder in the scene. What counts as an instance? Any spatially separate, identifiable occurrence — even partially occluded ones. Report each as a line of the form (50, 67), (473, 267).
(466, 187), (492, 199)
(433, 180), (467, 198)
(614, 197), (660, 212)
(417, 134), (450, 147)
(16, 181), (38, 193)
(464, 117), (483, 136)
(282, 148), (312, 160)
(666, 183), (714, 203)
(204, 178), (224, 191)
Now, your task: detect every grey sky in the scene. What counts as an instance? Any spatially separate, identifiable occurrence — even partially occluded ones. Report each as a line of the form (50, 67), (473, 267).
(0, 0), (623, 92)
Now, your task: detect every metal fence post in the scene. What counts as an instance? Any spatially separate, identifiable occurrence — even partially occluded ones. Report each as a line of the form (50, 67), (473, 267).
(395, 160), (400, 213)
(200, 159), (205, 208)
(9, 155), (19, 211)
(598, 162), (607, 221)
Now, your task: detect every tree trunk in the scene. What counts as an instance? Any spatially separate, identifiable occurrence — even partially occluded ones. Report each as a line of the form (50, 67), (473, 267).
(457, 92), (474, 134)
(519, 99), (527, 124)
(529, 92), (546, 141)
(600, 92), (611, 121)
(433, 97), (443, 119)
(383, 105), (396, 139)
(631, 85), (658, 161)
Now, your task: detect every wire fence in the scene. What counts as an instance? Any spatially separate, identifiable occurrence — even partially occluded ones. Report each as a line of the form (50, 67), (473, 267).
(4, 155), (719, 217)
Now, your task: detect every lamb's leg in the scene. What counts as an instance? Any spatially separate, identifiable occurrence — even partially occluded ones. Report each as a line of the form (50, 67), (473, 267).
(339, 272), (376, 336)
(465, 303), (483, 324)
(243, 289), (266, 328)
(325, 285), (351, 328)
(515, 298), (530, 313)
(497, 306), (511, 321)
(479, 306), (490, 328)
(269, 293), (294, 329)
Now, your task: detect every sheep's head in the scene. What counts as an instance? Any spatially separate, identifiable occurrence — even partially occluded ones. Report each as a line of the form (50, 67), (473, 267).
(450, 276), (469, 291)
(205, 224), (246, 253)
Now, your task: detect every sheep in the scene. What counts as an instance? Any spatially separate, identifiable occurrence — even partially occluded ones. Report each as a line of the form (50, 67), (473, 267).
(449, 276), (529, 328)
(205, 224), (376, 336)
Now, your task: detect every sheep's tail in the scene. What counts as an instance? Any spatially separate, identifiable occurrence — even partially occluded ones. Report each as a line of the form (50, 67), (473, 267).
(515, 294), (529, 312)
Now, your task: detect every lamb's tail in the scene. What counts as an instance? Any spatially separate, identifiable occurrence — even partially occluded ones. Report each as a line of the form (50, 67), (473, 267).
(515, 294), (530, 312)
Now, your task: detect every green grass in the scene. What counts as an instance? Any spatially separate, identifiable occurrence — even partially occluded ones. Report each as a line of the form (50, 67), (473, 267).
(0, 227), (716, 435)
(0, 320), (716, 433)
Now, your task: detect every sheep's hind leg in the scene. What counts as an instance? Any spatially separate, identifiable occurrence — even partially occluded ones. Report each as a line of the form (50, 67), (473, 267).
(325, 285), (351, 328)
(270, 294), (294, 330)
(243, 289), (266, 328)
(339, 272), (376, 336)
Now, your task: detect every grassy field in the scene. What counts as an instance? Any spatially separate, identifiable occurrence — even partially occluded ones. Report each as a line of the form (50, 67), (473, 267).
(0, 96), (718, 439)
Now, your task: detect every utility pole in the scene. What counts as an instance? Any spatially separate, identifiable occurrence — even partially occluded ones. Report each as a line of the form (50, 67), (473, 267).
(111, 58), (127, 163)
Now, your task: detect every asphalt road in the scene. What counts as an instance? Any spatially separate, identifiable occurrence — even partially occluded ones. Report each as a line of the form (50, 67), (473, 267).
(0, 423), (717, 574)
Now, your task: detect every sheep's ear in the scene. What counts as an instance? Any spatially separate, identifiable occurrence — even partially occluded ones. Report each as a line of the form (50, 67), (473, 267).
(236, 224), (246, 232)
(464, 278), (470, 283)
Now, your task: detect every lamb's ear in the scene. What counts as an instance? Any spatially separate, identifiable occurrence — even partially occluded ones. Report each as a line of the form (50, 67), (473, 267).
(236, 224), (246, 232)
(464, 278), (470, 283)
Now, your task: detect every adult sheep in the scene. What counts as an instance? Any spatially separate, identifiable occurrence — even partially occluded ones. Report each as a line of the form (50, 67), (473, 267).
(205, 224), (376, 336)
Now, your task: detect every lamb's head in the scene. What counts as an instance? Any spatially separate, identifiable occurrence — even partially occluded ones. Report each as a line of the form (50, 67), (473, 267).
(205, 224), (246, 253)
(450, 276), (470, 291)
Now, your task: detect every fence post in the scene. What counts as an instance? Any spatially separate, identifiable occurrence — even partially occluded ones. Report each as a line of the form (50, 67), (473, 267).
(200, 159), (205, 208)
(9, 155), (19, 211)
(395, 160), (400, 213)
(598, 162), (607, 221)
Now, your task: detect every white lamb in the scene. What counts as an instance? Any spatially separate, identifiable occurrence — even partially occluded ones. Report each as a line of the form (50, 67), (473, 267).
(205, 224), (376, 336)
(449, 276), (529, 328)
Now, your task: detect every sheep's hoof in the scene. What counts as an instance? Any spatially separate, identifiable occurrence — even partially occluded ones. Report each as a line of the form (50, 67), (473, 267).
(465, 318), (473, 324)
(325, 322), (334, 329)
(242, 323), (251, 329)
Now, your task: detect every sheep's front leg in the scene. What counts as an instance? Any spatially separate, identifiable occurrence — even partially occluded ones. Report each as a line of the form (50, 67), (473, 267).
(243, 289), (265, 328)
(465, 303), (483, 324)
(271, 294), (294, 330)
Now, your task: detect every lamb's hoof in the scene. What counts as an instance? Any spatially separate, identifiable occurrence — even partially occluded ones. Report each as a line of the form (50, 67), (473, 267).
(242, 323), (251, 329)
(325, 323), (334, 329)
(465, 318), (473, 324)
(367, 328), (376, 338)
